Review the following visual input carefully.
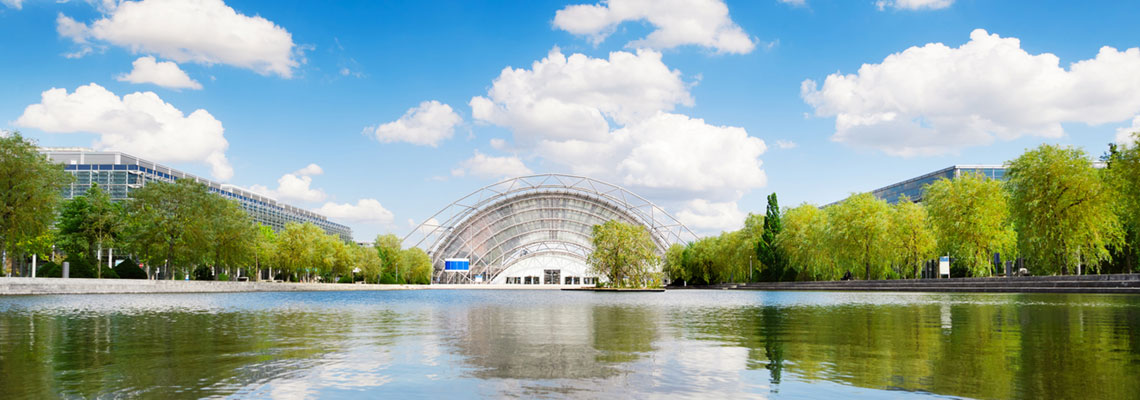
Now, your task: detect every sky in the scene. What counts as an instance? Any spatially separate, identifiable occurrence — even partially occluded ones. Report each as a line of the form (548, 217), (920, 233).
(2, 0), (1139, 241)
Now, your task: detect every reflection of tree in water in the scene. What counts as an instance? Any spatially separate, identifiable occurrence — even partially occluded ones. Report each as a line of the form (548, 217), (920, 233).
(446, 304), (659, 380)
(760, 306), (786, 386)
(0, 308), (370, 398)
(678, 294), (1140, 399)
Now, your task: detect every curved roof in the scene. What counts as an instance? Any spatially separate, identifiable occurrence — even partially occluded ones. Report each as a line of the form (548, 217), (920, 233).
(404, 174), (698, 283)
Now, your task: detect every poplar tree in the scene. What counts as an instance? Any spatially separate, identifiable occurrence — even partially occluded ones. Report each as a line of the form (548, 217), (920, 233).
(757, 193), (783, 281)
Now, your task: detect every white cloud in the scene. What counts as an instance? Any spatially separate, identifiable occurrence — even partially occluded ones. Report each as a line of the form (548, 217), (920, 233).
(249, 164), (327, 203)
(778, 0), (806, 7)
(451, 151), (533, 179)
(675, 199), (747, 233)
(365, 100), (461, 147)
(58, 0), (299, 77)
(1, 0), (22, 10)
(470, 48), (767, 232)
(471, 47), (691, 143)
(553, 0), (755, 54)
(315, 199), (395, 225)
(802, 29), (1140, 157)
(876, 0), (953, 11)
(16, 82), (232, 180)
(1117, 116), (1140, 147)
(774, 140), (797, 149)
(116, 56), (202, 90)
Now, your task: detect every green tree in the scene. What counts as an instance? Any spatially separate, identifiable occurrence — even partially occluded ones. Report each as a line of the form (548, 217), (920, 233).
(587, 220), (659, 288)
(1007, 144), (1123, 275)
(125, 180), (213, 279)
(663, 243), (687, 284)
(400, 247), (433, 284)
(0, 132), (72, 274)
(777, 203), (835, 281)
(252, 224), (278, 280)
(889, 196), (936, 279)
(353, 244), (382, 283)
(373, 234), (403, 283)
(1103, 133), (1140, 273)
(56, 184), (125, 278)
(827, 193), (892, 280)
(202, 195), (256, 279)
(924, 172), (1016, 277)
(757, 193), (784, 281)
(275, 222), (325, 282)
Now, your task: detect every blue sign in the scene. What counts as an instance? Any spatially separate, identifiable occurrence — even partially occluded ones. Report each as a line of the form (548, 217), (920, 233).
(444, 258), (470, 271)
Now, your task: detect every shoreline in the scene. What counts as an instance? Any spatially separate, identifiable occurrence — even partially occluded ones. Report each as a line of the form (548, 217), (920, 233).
(0, 278), (572, 296)
(674, 273), (1140, 295)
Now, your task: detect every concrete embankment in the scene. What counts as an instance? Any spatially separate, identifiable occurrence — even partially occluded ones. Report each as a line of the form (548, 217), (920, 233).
(679, 274), (1140, 294)
(0, 278), (564, 296)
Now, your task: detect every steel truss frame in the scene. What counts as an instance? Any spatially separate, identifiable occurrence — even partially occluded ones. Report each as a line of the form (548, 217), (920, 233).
(404, 174), (698, 284)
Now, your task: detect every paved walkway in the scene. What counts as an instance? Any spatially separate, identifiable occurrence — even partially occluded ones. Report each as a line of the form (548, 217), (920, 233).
(0, 278), (578, 296)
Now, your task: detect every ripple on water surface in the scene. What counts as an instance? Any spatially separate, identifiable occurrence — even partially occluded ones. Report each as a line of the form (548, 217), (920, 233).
(0, 290), (1138, 399)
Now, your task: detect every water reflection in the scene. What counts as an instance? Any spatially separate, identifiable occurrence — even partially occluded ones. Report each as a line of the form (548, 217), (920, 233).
(0, 291), (1137, 399)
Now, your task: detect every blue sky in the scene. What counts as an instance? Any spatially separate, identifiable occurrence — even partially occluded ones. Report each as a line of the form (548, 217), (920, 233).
(2, 0), (1139, 241)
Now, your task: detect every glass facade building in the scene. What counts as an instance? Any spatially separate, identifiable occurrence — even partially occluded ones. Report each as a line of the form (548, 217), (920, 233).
(868, 165), (1007, 204)
(41, 148), (352, 241)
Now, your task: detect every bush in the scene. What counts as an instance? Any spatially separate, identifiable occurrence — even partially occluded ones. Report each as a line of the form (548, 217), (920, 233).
(217, 273), (230, 281)
(37, 261), (61, 278)
(193, 266), (214, 281)
(113, 259), (148, 279)
(337, 275), (354, 284)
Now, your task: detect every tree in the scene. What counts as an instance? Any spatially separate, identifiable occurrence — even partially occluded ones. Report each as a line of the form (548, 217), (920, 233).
(373, 234), (403, 283)
(740, 213), (764, 281)
(924, 172), (1016, 277)
(1104, 133), (1140, 273)
(202, 196), (256, 279)
(125, 180), (214, 279)
(663, 243), (687, 284)
(57, 184), (125, 278)
(252, 224), (278, 280)
(1007, 144), (1123, 275)
(0, 132), (72, 275)
(587, 220), (659, 288)
(757, 193), (784, 281)
(777, 203), (835, 281)
(888, 196), (936, 279)
(275, 222), (325, 282)
(400, 247), (433, 284)
(353, 244), (382, 283)
(826, 193), (892, 280)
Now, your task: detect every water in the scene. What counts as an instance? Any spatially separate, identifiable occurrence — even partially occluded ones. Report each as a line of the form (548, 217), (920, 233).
(0, 290), (1138, 399)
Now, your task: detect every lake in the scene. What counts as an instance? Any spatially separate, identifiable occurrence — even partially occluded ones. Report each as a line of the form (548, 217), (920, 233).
(1, 290), (1137, 399)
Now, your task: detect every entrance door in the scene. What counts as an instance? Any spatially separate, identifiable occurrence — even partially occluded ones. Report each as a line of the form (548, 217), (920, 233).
(543, 269), (560, 285)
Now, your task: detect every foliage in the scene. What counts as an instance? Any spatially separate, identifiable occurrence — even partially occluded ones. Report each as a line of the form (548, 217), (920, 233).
(888, 196), (936, 279)
(57, 184), (125, 278)
(924, 172), (1016, 277)
(374, 234), (404, 283)
(757, 193), (784, 281)
(0, 132), (72, 270)
(400, 247), (433, 284)
(1103, 133), (1140, 272)
(777, 203), (836, 281)
(124, 180), (213, 278)
(826, 193), (892, 280)
(1007, 144), (1123, 274)
(587, 220), (660, 288)
(663, 243), (687, 283)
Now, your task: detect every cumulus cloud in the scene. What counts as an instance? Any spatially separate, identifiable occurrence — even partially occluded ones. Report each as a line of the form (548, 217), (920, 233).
(675, 199), (747, 233)
(58, 0), (299, 77)
(1117, 116), (1140, 147)
(875, 0), (953, 11)
(16, 83), (233, 180)
(116, 56), (202, 90)
(249, 164), (327, 203)
(315, 199), (395, 225)
(553, 0), (755, 54)
(451, 151), (533, 179)
(471, 47), (691, 143)
(470, 48), (767, 232)
(802, 29), (1140, 156)
(365, 100), (461, 147)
